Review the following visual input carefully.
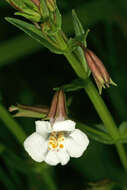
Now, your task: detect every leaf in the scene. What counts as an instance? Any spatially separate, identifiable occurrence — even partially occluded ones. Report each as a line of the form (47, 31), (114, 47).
(5, 17), (63, 54)
(72, 10), (90, 74)
(54, 78), (87, 92)
(118, 122), (127, 143)
(77, 123), (114, 144)
(15, 11), (41, 22)
(72, 9), (85, 37)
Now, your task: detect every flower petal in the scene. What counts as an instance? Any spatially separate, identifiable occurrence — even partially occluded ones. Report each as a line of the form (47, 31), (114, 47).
(65, 137), (87, 158)
(36, 120), (52, 137)
(70, 129), (89, 149)
(53, 120), (76, 132)
(44, 151), (60, 166)
(24, 132), (47, 162)
(57, 150), (70, 165)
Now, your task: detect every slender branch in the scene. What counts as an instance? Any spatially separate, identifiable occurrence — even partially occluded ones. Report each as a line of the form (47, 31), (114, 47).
(55, 31), (127, 172)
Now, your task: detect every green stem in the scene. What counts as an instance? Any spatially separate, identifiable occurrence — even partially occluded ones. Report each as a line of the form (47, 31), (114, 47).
(84, 79), (119, 140)
(55, 31), (127, 172)
(84, 79), (127, 171)
(116, 143), (127, 172)
(66, 53), (127, 171)
(0, 104), (26, 144)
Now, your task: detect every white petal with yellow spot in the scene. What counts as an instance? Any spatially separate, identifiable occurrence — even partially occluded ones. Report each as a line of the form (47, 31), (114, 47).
(24, 120), (89, 166)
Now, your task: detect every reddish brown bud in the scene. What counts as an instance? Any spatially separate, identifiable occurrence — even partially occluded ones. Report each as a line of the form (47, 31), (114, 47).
(84, 48), (116, 94)
(55, 90), (67, 120)
(47, 90), (67, 123)
(7, 0), (22, 11)
(31, 0), (40, 8)
(47, 91), (59, 120)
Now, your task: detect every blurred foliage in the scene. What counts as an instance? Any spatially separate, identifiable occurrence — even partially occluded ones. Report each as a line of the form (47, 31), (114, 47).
(1, 0), (127, 189)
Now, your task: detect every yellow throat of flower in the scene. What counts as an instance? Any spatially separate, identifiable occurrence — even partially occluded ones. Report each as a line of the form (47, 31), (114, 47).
(48, 132), (64, 151)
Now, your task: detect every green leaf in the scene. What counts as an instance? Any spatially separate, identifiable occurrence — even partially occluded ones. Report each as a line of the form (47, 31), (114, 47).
(54, 78), (87, 92)
(72, 9), (85, 37)
(77, 123), (114, 144)
(55, 7), (62, 30)
(5, 17), (63, 54)
(15, 11), (41, 22)
(72, 10), (90, 74)
(118, 122), (127, 143)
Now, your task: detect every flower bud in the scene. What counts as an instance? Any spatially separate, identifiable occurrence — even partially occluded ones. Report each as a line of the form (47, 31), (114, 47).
(46, 0), (56, 12)
(6, 0), (41, 22)
(84, 48), (116, 94)
(31, 0), (40, 8)
(6, 0), (22, 11)
(47, 90), (67, 123)
(39, 0), (50, 20)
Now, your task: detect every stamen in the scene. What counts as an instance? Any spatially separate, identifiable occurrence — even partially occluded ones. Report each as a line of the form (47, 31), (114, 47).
(59, 144), (64, 148)
(48, 132), (64, 150)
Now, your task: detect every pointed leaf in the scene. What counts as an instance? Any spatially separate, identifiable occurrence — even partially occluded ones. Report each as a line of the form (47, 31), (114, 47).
(72, 9), (84, 37)
(77, 122), (114, 144)
(54, 78), (87, 92)
(118, 122), (127, 143)
(5, 17), (63, 54)
(72, 10), (90, 74)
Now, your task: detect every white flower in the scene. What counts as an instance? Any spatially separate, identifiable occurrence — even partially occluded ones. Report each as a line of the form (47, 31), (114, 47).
(24, 120), (89, 166)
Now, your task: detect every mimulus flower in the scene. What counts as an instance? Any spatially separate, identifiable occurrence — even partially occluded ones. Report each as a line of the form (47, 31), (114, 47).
(23, 90), (89, 165)
(24, 119), (89, 165)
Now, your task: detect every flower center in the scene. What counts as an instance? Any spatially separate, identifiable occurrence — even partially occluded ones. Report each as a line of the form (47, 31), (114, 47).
(48, 132), (64, 151)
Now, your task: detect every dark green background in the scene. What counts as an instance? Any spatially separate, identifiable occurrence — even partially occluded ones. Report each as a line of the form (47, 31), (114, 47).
(0, 0), (127, 189)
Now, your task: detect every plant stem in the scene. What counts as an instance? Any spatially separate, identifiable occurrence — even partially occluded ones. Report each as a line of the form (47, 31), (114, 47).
(0, 104), (26, 144)
(65, 52), (127, 172)
(55, 31), (127, 171)
(84, 79), (119, 140)
(116, 143), (127, 172)
(84, 79), (127, 171)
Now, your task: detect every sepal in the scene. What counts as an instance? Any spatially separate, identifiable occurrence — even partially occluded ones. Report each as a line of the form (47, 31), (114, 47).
(9, 104), (49, 118)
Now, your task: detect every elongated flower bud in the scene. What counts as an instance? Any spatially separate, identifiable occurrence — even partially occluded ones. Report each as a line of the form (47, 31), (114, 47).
(84, 48), (116, 94)
(6, 0), (41, 22)
(47, 90), (67, 123)
(6, 0), (22, 11)
(31, 0), (40, 8)
(46, 0), (56, 12)
(55, 90), (67, 120)
(47, 90), (59, 120)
